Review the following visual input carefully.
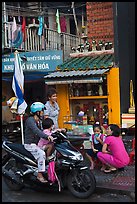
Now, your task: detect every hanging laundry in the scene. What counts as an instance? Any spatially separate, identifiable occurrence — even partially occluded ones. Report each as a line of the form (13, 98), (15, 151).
(12, 17), (17, 42)
(8, 16), (18, 47)
(56, 9), (61, 34)
(22, 17), (26, 42)
(44, 17), (49, 28)
(18, 16), (21, 23)
(60, 16), (66, 33)
(38, 16), (44, 36)
(8, 23), (12, 47)
(13, 30), (23, 48)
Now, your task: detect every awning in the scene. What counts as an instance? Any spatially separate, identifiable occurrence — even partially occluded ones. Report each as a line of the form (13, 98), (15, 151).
(56, 53), (114, 71)
(44, 69), (109, 85)
(44, 53), (114, 85)
(45, 77), (104, 85)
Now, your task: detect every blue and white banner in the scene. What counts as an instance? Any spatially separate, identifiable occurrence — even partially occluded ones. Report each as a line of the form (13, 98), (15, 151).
(2, 50), (63, 73)
(12, 51), (27, 114)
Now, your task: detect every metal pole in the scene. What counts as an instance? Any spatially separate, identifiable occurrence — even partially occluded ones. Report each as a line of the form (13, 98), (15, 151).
(3, 2), (7, 47)
(20, 114), (24, 144)
(82, 8), (84, 27)
(113, 2), (119, 67)
(71, 2), (79, 36)
(39, 2), (42, 50)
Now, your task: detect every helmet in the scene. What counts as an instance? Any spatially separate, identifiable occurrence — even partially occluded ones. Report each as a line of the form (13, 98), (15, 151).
(30, 102), (45, 113)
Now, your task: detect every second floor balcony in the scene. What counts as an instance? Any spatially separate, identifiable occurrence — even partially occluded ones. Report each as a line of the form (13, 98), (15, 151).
(2, 22), (81, 61)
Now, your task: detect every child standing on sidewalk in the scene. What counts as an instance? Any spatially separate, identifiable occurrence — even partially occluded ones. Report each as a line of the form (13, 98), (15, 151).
(85, 124), (106, 170)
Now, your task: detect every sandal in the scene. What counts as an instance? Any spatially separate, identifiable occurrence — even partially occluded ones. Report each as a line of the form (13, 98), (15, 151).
(100, 167), (106, 171)
(37, 177), (48, 183)
(104, 167), (117, 173)
(104, 169), (112, 173)
(110, 167), (117, 171)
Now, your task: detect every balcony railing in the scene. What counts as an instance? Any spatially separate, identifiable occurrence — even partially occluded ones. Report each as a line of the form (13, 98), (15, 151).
(2, 22), (81, 61)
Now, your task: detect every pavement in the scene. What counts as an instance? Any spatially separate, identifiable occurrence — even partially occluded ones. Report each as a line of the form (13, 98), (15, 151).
(2, 133), (135, 201)
(93, 163), (135, 194)
(83, 135), (135, 200)
(83, 154), (135, 202)
(79, 155), (134, 202)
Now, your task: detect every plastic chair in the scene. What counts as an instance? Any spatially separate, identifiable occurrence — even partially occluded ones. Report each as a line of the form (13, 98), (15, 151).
(129, 138), (135, 165)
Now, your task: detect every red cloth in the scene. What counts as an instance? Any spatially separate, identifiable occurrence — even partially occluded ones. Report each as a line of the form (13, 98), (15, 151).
(22, 17), (26, 42)
(60, 16), (66, 33)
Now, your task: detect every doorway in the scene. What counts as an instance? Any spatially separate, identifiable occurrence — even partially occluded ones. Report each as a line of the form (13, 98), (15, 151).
(69, 18), (76, 35)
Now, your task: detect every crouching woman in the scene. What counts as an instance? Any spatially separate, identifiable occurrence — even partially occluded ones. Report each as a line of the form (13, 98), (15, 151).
(97, 124), (130, 173)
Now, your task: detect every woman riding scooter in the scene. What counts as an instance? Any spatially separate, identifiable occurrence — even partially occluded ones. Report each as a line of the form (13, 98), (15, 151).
(24, 102), (54, 183)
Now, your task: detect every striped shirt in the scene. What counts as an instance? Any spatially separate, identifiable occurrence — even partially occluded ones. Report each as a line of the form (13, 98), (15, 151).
(44, 101), (60, 129)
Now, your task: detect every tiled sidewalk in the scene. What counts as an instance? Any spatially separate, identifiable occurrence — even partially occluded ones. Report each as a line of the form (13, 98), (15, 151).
(93, 164), (135, 193)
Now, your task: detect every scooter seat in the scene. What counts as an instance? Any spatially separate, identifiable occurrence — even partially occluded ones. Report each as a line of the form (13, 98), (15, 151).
(4, 141), (35, 161)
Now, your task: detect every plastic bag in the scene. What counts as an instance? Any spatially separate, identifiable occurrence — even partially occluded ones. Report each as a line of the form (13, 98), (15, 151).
(47, 161), (56, 183)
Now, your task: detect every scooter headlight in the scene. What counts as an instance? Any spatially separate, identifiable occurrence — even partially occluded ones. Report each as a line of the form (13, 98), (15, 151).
(69, 153), (83, 161)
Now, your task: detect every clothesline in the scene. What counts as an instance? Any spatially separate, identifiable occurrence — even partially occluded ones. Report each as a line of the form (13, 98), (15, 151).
(3, 11), (86, 18)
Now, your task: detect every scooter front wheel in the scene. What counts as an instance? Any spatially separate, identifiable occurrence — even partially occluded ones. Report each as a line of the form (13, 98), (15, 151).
(67, 168), (96, 199)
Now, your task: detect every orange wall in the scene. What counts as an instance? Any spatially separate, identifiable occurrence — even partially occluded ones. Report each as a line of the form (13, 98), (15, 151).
(107, 67), (121, 126)
(56, 84), (70, 128)
(56, 68), (121, 128)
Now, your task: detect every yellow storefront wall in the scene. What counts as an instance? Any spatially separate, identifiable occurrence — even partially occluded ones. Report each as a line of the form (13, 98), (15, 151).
(107, 67), (121, 126)
(56, 67), (121, 128)
(56, 84), (70, 128)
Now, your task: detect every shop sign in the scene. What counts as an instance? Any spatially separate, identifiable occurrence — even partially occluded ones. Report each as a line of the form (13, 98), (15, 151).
(2, 50), (63, 73)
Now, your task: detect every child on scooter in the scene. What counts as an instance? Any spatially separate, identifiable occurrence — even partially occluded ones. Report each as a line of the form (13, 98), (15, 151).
(85, 123), (106, 170)
(38, 118), (55, 161)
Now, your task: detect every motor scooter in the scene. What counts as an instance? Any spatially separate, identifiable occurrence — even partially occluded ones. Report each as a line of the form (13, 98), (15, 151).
(2, 131), (96, 199)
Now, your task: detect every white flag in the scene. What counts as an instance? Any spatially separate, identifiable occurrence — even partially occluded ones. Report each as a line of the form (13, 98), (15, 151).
(12, 17), (17, 41)
(12, 51), (27, 114)
(56, 9), (61, 34)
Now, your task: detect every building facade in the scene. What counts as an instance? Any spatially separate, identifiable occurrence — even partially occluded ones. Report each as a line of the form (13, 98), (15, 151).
(2, 2), (135, 130)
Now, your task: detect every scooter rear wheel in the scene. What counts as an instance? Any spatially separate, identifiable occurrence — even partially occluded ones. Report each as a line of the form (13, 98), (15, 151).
(3, 157), (24, 191)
